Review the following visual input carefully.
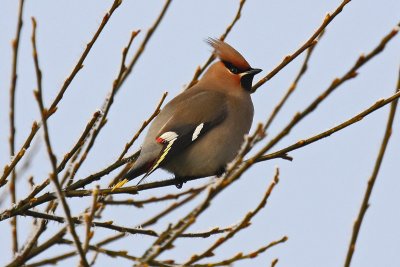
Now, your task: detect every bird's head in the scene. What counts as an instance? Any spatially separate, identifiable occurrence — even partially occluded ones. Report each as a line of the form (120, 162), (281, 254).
(201, 38), (262, 92)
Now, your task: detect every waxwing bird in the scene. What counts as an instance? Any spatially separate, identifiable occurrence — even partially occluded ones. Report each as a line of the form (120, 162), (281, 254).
(114, 38), (261, 189)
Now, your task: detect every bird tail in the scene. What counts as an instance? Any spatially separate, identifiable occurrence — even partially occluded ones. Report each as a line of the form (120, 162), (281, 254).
(125, 163), (148, 180)
(111, 160), (150, 190)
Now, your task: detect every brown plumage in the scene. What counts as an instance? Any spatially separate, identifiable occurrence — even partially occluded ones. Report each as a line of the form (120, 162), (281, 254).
(114, 39), (262, 189)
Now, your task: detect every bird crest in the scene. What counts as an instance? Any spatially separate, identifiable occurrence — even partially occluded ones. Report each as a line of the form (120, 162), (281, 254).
(206, 38), (251, 71)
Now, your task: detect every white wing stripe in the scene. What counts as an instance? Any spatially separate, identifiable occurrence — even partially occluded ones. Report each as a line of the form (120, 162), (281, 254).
(148, 138), (177, 175)
(159, 131), (178, 142)
(192, 123), (204, 141)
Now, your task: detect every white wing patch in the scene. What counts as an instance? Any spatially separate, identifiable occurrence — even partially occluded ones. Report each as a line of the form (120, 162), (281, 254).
(192, 123), (204, 141)
(159, 131), (178, 143)
(147, 132), (179, 177)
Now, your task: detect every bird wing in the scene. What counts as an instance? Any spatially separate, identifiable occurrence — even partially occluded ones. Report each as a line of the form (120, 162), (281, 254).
(142, 90), (228, 180)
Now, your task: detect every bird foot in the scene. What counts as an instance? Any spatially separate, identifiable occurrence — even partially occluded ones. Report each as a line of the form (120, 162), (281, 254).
(215, 167), (226, 177)
(174, 177), (188, 189)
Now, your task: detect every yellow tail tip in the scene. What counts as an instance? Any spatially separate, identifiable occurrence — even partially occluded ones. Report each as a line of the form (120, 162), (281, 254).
(111, 179), (128, 191)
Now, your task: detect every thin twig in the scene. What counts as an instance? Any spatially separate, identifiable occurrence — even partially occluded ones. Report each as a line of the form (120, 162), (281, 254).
(180, 226), (233, 238)
(264, 31), (323, 132)
(82, 186), (99, 260)
(21, 209), (229, 240)
(271, 258), (279, 267)
(251, 0), (351, 92)
(0, 141), (40, 207)
(194, 236), (288, 267)
(140, 188), (202, 228)
(8, 0), (25, 254)
(24, 252), (76, 267)
(186, 0), (247, 89)
(24, 227), (67, 263)
(31, 17), (89, 267)
(117, 92), (168, 161)
(0, 127), (37, 188)
(108, 91), (168, 187)
(26, 241), (172, 267)
(100, 184), (205, 207)
(66, 151), (140, 191)
(22, 210), (158, 237)
(343, 67), (400, 267)
(59, 111), (102, 185)
(6, 220), (47, 267)
(117, 0), (173, 90)
(192, 236), (288, 267)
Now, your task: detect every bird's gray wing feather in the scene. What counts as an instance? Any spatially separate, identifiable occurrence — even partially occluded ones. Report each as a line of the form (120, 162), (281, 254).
(143, 89), (228, 177)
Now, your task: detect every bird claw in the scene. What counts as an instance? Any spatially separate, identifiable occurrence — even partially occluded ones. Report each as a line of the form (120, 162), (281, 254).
(174, 177), (187, 189)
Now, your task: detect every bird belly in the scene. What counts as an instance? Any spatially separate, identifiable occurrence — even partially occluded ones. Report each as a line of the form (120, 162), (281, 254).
(162, 98), (252, 179)
(162, 128), (241, 177)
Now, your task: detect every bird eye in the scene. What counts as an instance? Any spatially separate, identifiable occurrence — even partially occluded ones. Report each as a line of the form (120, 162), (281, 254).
(223, 61), (240, 75)
(229, 66), (239, 74)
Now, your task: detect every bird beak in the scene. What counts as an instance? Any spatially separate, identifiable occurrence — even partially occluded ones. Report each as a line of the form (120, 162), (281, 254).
(240, 68), (262, 77)
(240, 68), (262, 91)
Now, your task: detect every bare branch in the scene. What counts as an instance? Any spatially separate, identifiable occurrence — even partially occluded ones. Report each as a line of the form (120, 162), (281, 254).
(8, 0), (25, 254)
(343, 66), (400, 267)
(251, 0), (351, 92)
(31, 17), (89, 267)
(82, 186), (99, 260)
(271, 258), (279, 267)
(100, 184), (205, 207)
(118, 0), (173, 90)
(22, 210), (158, 237)
(117, 92), (168, 161)
(191, 236), (288, 267)
(264, 31), (323, 132)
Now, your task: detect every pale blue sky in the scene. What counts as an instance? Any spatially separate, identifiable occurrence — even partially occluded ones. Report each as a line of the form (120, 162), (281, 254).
(1, 1), (399, 266)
